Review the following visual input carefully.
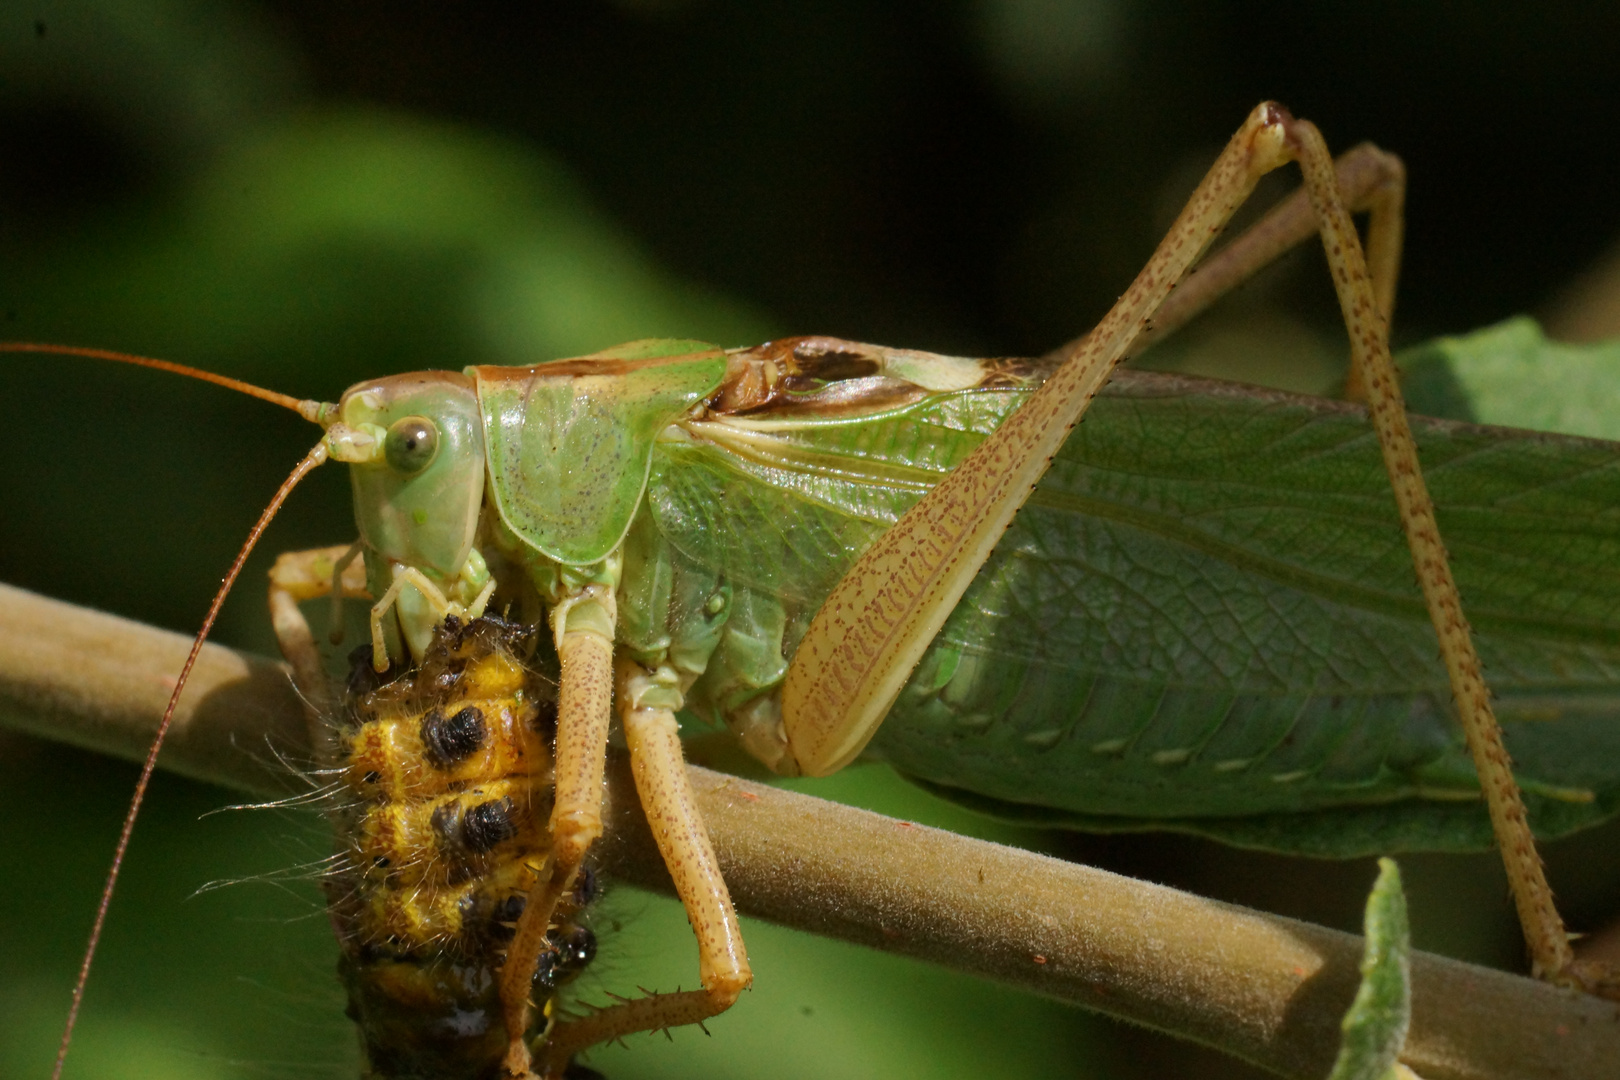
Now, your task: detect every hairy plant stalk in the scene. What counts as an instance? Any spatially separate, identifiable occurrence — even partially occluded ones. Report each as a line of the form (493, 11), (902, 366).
(1, 582), (1615, 1080)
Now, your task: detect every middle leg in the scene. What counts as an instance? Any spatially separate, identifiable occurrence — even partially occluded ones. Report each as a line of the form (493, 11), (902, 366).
(499, 582), (619, 1079)
(539, 658), (751, 1075)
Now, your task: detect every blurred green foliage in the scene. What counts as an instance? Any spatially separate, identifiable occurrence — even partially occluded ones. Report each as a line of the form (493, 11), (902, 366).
(1400, 318), (1620, 440)
(3, 2), (1620, 1078)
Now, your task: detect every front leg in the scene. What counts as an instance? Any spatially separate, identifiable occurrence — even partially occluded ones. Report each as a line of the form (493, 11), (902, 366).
(267, 544), (372, 733)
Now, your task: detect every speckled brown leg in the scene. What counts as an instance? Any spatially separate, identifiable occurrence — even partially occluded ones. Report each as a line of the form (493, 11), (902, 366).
(500, 584), (617, 1079)
(537, 659), (750, 1075)
(1280, 114), (1615, 996)
(1124, 140), (1406, 386)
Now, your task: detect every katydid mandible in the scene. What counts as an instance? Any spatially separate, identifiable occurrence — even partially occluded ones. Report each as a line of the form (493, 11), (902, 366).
(15, 101), (1616, 1080)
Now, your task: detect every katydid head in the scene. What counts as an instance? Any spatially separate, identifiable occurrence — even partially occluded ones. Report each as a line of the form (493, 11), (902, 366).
(326, 372), (487, 579)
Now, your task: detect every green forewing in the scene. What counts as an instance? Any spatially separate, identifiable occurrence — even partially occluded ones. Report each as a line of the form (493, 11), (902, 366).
(471, 345), (727, 565)
(643, 326), (1620, 855)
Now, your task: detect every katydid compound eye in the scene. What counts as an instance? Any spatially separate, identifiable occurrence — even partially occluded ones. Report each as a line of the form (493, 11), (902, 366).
(384, 415), (439, 474)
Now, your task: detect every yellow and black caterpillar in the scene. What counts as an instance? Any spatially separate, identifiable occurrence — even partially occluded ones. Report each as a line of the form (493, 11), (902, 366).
(323, 615), (597, 1079)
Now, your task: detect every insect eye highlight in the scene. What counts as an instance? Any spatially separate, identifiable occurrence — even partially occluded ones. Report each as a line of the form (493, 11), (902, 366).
(384, 415), (440, 475)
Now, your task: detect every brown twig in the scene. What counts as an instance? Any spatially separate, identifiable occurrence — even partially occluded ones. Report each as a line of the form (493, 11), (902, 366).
(2, 582), (1616, 1080)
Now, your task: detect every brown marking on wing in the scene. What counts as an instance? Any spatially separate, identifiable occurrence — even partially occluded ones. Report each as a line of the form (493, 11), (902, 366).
(974, 354), (1050, 388)
(711, 336), (1046, 420)
(713, 337), (886, 415)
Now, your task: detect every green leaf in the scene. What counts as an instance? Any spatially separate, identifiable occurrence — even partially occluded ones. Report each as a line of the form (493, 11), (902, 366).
(1401, 317), (1620, 439)
(904, 780), (1610, 858)
(1327, 858), (1412, 1080)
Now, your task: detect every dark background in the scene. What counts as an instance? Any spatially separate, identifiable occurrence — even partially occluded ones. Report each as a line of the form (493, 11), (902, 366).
(3, 3), (1620, 1078)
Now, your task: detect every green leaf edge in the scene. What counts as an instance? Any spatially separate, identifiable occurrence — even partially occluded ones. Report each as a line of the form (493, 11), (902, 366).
(1399, 316), (1620, 439)
(1326, 858), (1412, 1080)
(907, 778), (1619, 857)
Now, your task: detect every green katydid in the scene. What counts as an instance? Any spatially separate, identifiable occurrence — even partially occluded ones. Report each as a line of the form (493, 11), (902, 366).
(12, 101), (1620, 1079)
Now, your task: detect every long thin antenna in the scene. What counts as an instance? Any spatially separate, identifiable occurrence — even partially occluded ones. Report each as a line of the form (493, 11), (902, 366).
(0, 343), (326, 421)
(49, 439), (330, 1080)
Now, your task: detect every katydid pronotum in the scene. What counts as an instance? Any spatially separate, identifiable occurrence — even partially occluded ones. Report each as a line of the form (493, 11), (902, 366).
(11, 101), (1618, 1079)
